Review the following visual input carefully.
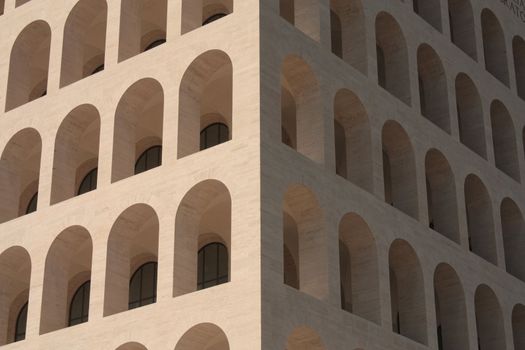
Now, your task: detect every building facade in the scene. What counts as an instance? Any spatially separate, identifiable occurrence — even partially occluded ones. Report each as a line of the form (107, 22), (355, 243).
(0, 0), (524, 349)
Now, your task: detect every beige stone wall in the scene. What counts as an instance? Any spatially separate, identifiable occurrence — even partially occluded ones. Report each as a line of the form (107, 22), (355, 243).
(0, 0), (524, 349)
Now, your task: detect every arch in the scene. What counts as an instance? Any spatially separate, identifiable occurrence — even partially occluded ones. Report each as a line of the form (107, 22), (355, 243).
(283, 185), (327, 299)
(135, 146), (162, 175)
(514, 36), (525, 100)
(490, 100), (520, 181)
(500, 198), (525, 282)
(279, 0), (321, 43)
(329, 0), (367, 74)
(474, 285), (506, 350)
(116, 342), (148, 350)
(286, 326), (325, 350)
(375, 12), (411, 105)
(413, 0), (442, 31)
(118, 0), (168, 61)
(333, 89), (373, 192)
(51, 104), (101, 204)
(14, 303), (27, 342)
(112, 78), (164, 182)
(464, 174), (497, 264)
(40, 226), (92, 334)
(175, 323), (229, 350)
(5, 20), (51, 111)
(78, 168), (98, 195)
(338, 213), (380, 324)
(104, 204), (159, 316)
(281, 55), (323, 163)
(455, 73), (486, 158)
(0, 128), (42, 223)
(178, 50), (232, 158)
(433, 263), (469, 350)
(425, 149), (459, 243)
(0, 247), (31, 345)
(181, 0), (232, 34)
(197, 242), (228, 290)
(60, 0), (108, 87)
(481, 9), (509, 86)
(174, 180), (231, 297)
(389, 239), (427, 345)
(513, 304), (525, 350)
(200, 122), (229, 151)
(447, 0), (476, 59)
(417, 44), (450, 133)
(382, 121), (418, 219)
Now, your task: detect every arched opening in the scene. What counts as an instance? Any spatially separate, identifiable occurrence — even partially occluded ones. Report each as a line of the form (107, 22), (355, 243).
(417, 44), (450, 133)
(514, 36), (525, 100)
(40, 226), (92, 334)
(382, 121), (418, 219)
(178, 50), (232, 158)
(116, 342), (148, 350)
(5, 20), (51, 111)
(60, 0), (108, 87)
(112, 78), (164, 182)
(491, 100), (520, 181)
(433, 263), (469, 350)
(500, 198), (525, 282)
(0, 247), (31, 345)
(281, 55), (323, 163)
(104, 204), (159, 316)
(279, 0), (320, 42)
(464, 174), (497, 264)
(474, 285), (506, 350)
(181, 0), (232, 34)
(375, 12), (411, 105)
(448, 0), (476, 59)
(175, 323), (229, 350)
(329, 0), (367, 74)
(283, 185), (327, 299)
(333, 89), (373, 192)
(513, 304), (525, 350)
(338, 213), (380, 324)
(425, 149), (459, 243)
(51, 105), (100, 204)
(389, 239), (427, 345)
(118, 0), (167, 62)
(481, 9), (509, 86)
(413, 0), (442, 31)
(134, 146), (162, 175)
(286, 327), (325, 350)
(455, 73), (486, 158)
(0, 128), (42, 223)
(174, 180), (231, 297)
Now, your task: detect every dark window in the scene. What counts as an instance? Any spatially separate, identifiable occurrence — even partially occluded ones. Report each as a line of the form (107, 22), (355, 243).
(78, 168), (98, 195)
(330, 10), (343, 58)
(144, 39), (166, 52)
(129, 262), (157, 310)
(419, 76), (427, 117)
(135, 146), (162, 175)
(68, 281), (90, 326)
(200, 123), (229, 150)
(92, 64), (104, 75)
(203, 13), (227, 25)
(437, 325), (443, 350)
(26, 192), (38, 214)
(14, 302), (28, 342)
(377, 45), (386, 88)
(197, 242), (228, 290)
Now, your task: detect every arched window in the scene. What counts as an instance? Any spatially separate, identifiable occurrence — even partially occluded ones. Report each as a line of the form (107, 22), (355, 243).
(14, 302), (28, 342)
(200, 123), (229, 150)
(92, 64), (104, 75)
(134, 146), (162, 175)
(129, 262), (157, 310)
(144, 39), (166, 52)
(197, 243), (228, 290)
(203, 13), (227, 25)
(481, 9), (509, 86)
(68, 281), (90, 326)
(413, 0), (442, 31)
(78, 168), (98, 195)
(514, 36), (525, 100)
(26, 192), (38, 214)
